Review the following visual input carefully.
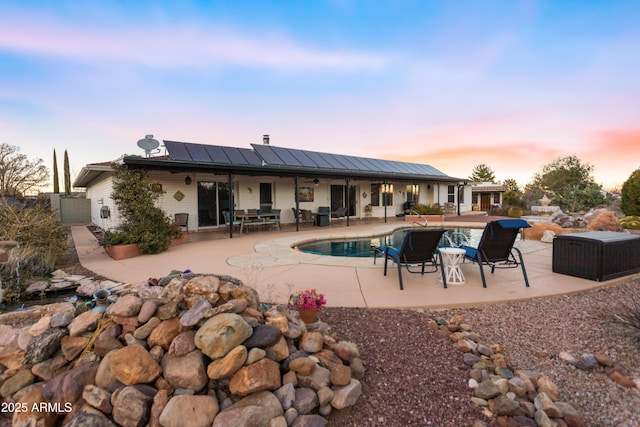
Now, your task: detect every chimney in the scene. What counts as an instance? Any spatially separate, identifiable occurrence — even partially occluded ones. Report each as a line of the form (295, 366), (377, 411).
(263, 135), (270, 145)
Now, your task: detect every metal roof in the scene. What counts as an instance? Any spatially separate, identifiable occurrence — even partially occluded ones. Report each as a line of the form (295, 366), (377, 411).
(120, 140), (463, 183)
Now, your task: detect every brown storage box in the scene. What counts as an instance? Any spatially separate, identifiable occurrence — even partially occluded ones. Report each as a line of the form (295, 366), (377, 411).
(552, 231), (640, 281)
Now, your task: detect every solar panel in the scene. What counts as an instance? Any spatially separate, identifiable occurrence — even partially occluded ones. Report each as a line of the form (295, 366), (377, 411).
(205, 145), (231, 164)
(288, 149), (318, 167)
(186, 144), (212, 162)
(164, 140), (192, 161)
(223, 147), (249, 164)
(302, 150), (333, 168)
(240, 148), (262, 166)
(272, 146), (303, 166)
(252, 144), (285, 165)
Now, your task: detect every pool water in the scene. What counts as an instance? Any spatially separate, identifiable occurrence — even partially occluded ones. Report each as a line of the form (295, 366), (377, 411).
(295, 228), (484, 257)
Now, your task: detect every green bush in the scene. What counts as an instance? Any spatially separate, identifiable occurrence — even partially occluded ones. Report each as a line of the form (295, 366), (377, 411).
(103, 164), (181, 254)
(412, 203), (443, 215)
(620, 216), (640, 230)
(621, 168), (640, 216)
(0, 200), (67, 300)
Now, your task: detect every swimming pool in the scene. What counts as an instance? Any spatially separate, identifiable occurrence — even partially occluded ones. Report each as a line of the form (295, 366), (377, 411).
(295, 227), (484, 257)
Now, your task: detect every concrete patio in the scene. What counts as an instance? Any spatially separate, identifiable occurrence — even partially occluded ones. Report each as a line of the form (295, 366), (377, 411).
(71, 220), (636, 310)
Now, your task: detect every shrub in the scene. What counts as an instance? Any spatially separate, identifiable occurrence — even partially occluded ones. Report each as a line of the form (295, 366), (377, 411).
(620, 216), (640, 230)
(605, 281), (640, 344)
(0, 200), (67, 300)
(621, 168), (640, 216)
(104, 164), (181, 254)
(412, 203), (443, 215)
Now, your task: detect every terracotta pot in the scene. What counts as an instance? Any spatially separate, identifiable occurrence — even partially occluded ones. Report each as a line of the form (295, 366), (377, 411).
(298, 308), (319, 324)
(105, 243), (141, 260)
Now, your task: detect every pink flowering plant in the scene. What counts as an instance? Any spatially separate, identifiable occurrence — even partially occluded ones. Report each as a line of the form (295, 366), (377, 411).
(289, 289), (327, 310)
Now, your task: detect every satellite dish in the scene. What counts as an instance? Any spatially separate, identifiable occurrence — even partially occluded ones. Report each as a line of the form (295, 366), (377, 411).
(137, 134), (160, 157)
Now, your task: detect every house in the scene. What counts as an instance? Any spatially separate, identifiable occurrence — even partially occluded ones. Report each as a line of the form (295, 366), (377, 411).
(471, 182), (505, 211)
(73, 137), (472, 234)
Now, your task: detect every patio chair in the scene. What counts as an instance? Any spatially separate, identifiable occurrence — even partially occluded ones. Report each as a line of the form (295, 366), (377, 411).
(383, 228), (447, 290)
(460, 219), (531, 288)
(331, 206), (346, 219)
(224, 211), (241, 232)
(174, 213), (189, 233)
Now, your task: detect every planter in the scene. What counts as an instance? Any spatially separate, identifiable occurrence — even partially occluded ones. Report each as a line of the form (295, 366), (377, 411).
(298, 308), (319, 324)
(170, 233), (189, 247)
(405, 214), (444, 224)
(508, 207), (523, 218)
(105, 243), (141, 260)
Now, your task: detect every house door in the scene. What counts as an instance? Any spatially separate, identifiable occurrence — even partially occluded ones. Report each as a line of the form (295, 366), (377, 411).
(259, 182), (272, 212)
(198, 181), (231, 227)
(331, 184), (357, 216)
(480, 194), (491, 211)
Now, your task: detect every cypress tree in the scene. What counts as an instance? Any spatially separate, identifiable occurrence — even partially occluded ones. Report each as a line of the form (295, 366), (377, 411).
(64, 149), (71, 196)
(52, 149), (60, 193)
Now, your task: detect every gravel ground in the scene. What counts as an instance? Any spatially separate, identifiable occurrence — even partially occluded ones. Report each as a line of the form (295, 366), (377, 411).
(322, 279), (640, 427)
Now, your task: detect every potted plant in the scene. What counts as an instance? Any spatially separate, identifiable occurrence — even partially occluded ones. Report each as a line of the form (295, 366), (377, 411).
(289, 289), (327, 324)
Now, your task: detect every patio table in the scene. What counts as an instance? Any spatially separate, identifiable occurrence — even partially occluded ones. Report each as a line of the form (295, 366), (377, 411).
(439, 247), (466, 285)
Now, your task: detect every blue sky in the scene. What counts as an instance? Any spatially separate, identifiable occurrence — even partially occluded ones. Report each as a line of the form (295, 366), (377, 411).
(1, 0), (639, 191)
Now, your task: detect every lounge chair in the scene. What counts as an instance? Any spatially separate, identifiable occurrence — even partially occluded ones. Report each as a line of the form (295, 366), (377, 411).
(460, 219), (531, 288)
(383, 228), (447, 290)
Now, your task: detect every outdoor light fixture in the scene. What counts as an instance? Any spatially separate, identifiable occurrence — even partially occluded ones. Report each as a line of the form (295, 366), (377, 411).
(184, 176), (192, 185)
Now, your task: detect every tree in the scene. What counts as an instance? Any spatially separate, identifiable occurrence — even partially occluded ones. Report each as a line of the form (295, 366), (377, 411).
(63, 149), (71, 196)
(0, 143), (49, 197)
(621, 168), (640, 216)
(502, 178), (519, 192)
(52, 149), (60, 193)
(525, 155), (602, 211)
(469, 164), (496, 183)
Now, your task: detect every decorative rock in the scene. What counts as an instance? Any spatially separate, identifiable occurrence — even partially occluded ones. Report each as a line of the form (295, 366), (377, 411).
(82, 384), (113, 413)
(42, 361), (99, 404)
(289, 357), (317, 376)
(28, 315), (51, 337)
(536, 376), (559, 401)
(50, 311), (74, 328)
(330, 379), (362, 410)
(22, 327), (68, 365)
(330, 364), (351, 386)
(274, 382), (296, 410)
(297, 365), (331, 391)
(0, 368), (34, 397)
(265, 336), (290, 361)
(316, 386), (334, 407)
(61, 335), (90, 360)
(349, 357), (365, 379)
(265, 313), (289, 334)
(24, 280), (49, 295)
(111, 385), (153, 427)
(293, 387), (318, 415)
(212, 391), (284, 427)
(229, 358), (282, 396)
(246, 347), (267, 365)
(299, 332), (323, 353)
(314, 349), (343, 370)
(574, 353), (599, 371)
(149, 388), (169, 427)
(94, 336), (123, 357)
(107, 294), (143, 318)
(147, 317), (182, 350)
(168, 330), (197, 356)
(242, 324), (282, 349)
(179, 297), (212, 327)
(109, 344), (162, 385)
(133, 317), (160, 340)
(195, 313), (253, 359)
(155, 301), (178, 320)
(162, 350), (208, 391)
(207, 345), (248, 380)
(490, 395), (523, 416)
(609, 371), (637, 387)
(137, 300), (157, 324)
(11, 383), (59, 427)
(159, 394), (219, 427)
(68, 310), (102, 337)
(474, 379), (502, 400)
(534, 392), (563, 418)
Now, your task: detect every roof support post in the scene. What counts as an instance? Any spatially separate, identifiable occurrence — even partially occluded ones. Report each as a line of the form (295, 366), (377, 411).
(229, 172), (234, 238)
(294, 176), (300, 232)
(345, 177), (350, 227)
(384, 180), (388, 223)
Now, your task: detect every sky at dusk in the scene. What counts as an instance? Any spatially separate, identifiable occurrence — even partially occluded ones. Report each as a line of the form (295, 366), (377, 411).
(1, 0), (639, 191)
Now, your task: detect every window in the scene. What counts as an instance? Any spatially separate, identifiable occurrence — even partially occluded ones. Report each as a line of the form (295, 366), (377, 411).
(447, 185), (455, 203)
(493, 192), (501, 203)
(458, 186), (465, 204)
(472, 193), (478, 204)
(371, 183), (393, 206)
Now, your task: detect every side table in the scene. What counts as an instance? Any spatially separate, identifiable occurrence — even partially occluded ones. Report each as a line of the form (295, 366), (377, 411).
(439, 247), (466, 285)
